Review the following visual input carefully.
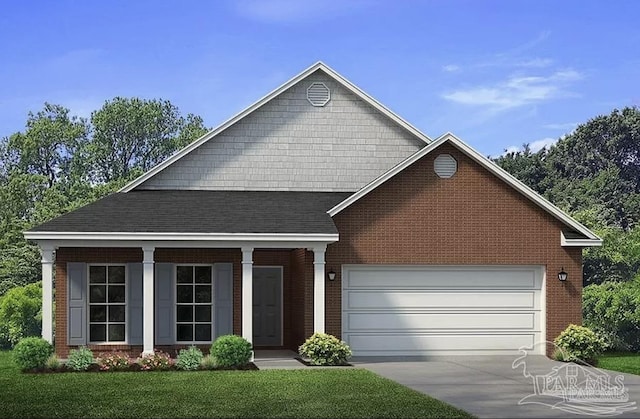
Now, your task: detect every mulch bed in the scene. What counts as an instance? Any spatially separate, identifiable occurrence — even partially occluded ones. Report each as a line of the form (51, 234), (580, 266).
(294, 357), (352, 367)
(26, 362), (258, 373)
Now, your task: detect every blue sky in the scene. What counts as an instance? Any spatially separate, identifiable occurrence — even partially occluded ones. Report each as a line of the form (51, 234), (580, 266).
(0, 0), (638, 156)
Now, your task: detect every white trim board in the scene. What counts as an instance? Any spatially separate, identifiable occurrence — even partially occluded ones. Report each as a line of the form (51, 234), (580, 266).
(24, 231), (339, 243)
(328, 132), (602, 247)
(120, 61), (432, 193)
(29, 239), (339, 251)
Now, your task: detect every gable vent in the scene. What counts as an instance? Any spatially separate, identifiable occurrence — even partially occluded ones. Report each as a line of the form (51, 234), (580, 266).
(307, 82), (330, 107)
(434, 154), (457, 178)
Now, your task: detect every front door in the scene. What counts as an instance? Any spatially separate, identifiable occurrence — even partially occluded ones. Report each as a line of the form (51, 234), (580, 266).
(252, 267), (282, 346)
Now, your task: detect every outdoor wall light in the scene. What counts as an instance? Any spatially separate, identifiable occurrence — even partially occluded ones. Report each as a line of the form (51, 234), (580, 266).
(327, 270), (336, 281)
(558, 268), (568, 282)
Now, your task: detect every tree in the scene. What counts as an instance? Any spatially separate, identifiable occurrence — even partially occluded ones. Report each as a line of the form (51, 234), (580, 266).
(0, 246), (41, 296)
(583, 279), (640, 351)
(84, 97), (207, 183)
(544, 107), (640, 231)
(495, 107), (640, 285)
(0, 282), (42, 347)
(0, 173), (49, 245)
(493, 144), (550, 194)
(1, 103), (88, 188)
(581, 225), (640, 285)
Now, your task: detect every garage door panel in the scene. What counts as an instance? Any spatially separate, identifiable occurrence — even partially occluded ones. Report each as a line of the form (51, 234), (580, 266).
(345, 290), (537, 310)
(342, 265), (544, 356)
(345, 312), (537, 331)
(347, 333), (537, 355)
(346, 267), (538, 289)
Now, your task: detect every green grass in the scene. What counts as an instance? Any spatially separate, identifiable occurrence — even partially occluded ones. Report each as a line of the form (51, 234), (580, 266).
(0, 351), (470, 418)
(598, 352), (640, 375)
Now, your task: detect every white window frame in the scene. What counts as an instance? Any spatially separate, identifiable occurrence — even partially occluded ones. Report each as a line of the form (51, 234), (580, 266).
(87, 263), (127, 344)
(174, 264), (215, 344)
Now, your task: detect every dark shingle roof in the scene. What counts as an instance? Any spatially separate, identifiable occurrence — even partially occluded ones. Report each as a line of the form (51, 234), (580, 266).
(29, 191), (352, 234)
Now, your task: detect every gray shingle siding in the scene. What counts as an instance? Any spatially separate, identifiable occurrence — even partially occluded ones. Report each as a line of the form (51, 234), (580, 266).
(137, 70), (424, 192)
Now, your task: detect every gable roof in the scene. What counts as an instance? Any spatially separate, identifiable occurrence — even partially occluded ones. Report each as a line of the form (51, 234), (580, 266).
(120, 61), (432, 193)
(26, 191), (350, 238)
(328, 132), (602, 247)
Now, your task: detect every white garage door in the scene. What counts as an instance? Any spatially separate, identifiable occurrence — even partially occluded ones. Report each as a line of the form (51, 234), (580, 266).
(342, 265), (544, 356)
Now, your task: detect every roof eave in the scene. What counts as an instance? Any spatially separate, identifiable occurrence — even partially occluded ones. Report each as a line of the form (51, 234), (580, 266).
(561, 232), (603, 247)
(24, 231), (339, 242)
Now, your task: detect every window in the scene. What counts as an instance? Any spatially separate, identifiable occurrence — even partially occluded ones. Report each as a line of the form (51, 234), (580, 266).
(176, 265), (212, 342)
(89, 265), (126, 343)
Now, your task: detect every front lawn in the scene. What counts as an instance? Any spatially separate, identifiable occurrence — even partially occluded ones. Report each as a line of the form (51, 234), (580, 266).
(0, 351), (470, 418)
(598, 352), (640, 375)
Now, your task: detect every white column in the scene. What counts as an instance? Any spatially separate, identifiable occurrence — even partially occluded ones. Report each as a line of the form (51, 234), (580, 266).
(241, 247), (253, 345)
(313, 246), (326, 333)
(142, 246), (155, 355)
(40, 245), (54, 344)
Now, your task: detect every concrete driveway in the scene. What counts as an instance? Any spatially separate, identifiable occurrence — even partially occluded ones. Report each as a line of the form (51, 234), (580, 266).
(354, 356), (640, 418)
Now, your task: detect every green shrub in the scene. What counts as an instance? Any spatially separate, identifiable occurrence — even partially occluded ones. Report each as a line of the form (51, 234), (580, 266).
(552, 348), (569, 362)
(583, 279), (640, 350)
(45, 354), (61, 370)
(200, 354), (216, 370)
(12, 337), (54, 371)
(0, 283), (42, 347)
(176, 346), (203, 371)
(299, 333), (352, 366)
(554, 324), (606, 363)
(210, 335), (252, 368)
(138, 350), (172, 371)
(97, 352), (130, 371)
(66, 347), (95, 371)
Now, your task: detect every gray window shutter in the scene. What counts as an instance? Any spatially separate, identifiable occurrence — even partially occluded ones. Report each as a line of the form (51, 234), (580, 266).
(67, 262), (87, 346)
(155, 263), (174, 345)
(214, 263), (233, 338)
(127, 263), (143, 345)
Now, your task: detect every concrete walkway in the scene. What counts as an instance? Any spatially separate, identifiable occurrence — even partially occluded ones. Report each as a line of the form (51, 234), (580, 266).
(355, 356), (640, 418)
(253, 350), (307, 369)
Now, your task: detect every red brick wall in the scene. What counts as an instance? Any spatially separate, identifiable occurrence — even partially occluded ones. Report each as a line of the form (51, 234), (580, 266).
(289, 249), (316, 350)
(325, 143), (583, 349)
(289, 249), (305, 350)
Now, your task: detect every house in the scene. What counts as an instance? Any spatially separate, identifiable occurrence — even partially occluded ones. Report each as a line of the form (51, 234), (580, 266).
(24, 62), (602, 358)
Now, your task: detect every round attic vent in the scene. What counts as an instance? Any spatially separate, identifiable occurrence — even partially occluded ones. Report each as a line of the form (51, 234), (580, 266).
(307, 82), (330, 107)
(434, 154), (457, 178)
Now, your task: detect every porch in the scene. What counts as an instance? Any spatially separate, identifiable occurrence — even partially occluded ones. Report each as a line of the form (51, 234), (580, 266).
(35, 241), (335, 357)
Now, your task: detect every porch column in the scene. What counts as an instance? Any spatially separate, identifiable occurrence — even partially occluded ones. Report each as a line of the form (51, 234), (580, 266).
(40, 246), (54, 344)
(142, 246), (155, 355)
(313, 245), (326, 333)
(241, 247), (253, 344)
